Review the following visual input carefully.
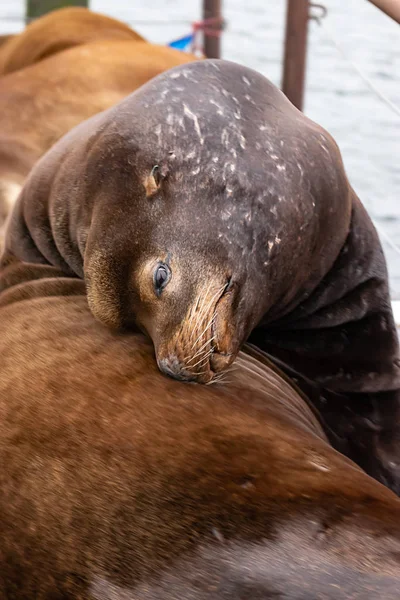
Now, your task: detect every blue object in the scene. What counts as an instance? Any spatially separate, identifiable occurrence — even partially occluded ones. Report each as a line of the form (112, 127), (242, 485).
(168, 33), (194, 52)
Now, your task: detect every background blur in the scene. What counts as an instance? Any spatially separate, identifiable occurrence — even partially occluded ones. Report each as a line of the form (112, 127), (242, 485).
(2, 0), (399, 295)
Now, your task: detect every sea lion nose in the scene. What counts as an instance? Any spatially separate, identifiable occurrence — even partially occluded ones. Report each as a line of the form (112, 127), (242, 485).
(158, 356), (193, 382)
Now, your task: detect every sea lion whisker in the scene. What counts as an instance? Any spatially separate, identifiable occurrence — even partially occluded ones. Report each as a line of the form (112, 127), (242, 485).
(205, 373), (228, 385)
(192, 281), (212, 325)
(194, 283), (226, 329)
(191, 286), (226, 350)
(193, 294), (201, 313)
(191, 314), (215, 351)
(187, 349), (215, 370)
(186, 368), (209, 376)
(197, 280), (213, 313)
(185, 336), (216, 363)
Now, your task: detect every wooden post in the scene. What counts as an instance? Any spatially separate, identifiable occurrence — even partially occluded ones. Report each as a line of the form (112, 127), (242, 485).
(282, 0), (309, 111)
(202, 0), (222, 58)
(26, 0), (88, 21)
(367, 0), (400, 24)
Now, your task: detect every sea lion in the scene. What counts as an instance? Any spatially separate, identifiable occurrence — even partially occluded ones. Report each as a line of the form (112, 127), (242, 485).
(0, 34), (15, 50)
(1, 257), (400, 599)
(2, 58), (399, 493)
(0, 39), (197, 247)
(0, 7), (145, 76)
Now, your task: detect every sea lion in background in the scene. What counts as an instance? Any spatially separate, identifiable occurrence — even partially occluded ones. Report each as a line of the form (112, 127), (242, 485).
(1, 257), (400, 599)
(0, 39), (197, 247)
(2, 58), (399, 493)
(0, 34), (15, 50)
(0, 7), (145, 76)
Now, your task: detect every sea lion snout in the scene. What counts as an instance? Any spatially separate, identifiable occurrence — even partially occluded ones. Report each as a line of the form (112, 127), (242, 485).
(157, 356), (197, 382)
(155, 275), (241, 384)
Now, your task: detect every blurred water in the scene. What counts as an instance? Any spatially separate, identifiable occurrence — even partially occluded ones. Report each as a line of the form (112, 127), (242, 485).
(1, 0), (399, 295)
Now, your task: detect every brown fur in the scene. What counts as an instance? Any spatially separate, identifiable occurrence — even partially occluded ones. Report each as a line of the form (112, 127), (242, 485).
(0, 7), (145, 76)
(1, 257), (400, 598)
(0, 34), (15, 49)
(0, 39), (197, 247)
(3, 59), (399, 494)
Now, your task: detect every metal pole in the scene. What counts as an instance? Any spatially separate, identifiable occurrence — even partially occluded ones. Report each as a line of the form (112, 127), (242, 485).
(26, 0), (88, 21)
(367, 0), (400, 24)
(202, 0), (222, 58)
(282, 0), (310, 111)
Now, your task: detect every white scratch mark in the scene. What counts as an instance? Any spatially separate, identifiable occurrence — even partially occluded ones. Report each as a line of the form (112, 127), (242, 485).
(154, 124), (162, 143)
(209, 98), (224, 116)
(183, 104), (204, 145)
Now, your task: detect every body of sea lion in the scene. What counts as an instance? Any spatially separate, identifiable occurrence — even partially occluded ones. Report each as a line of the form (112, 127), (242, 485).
(0, 34), (15, 50)
(1, 256), (400, 598)
(0, 6), (145, 76)
(2, 59), (399, 492)
(0, 39), (197, 247)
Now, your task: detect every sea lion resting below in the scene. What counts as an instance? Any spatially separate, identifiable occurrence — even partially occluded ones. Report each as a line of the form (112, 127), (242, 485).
(2, 59), (400, 492)
(0, 39), (197, 247)
(0, 6), (145, 76)
(1, 257), (400, 598)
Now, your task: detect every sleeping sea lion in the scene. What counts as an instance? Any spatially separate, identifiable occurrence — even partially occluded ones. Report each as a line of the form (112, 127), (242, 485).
(2, 59), (399, 493)
(1, 256), (400, 598)
(0, 6), (145, 76)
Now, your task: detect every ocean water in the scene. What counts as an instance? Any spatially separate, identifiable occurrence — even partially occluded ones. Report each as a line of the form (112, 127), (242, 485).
(1, 0), (399, 295)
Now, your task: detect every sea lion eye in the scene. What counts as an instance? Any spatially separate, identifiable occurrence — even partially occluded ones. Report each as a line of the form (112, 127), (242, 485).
(154, 263), (171, 296)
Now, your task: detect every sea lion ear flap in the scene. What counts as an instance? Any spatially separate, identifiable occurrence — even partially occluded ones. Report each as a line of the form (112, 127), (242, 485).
(85, 248), (124, 330)
(144, 164), (168, 198)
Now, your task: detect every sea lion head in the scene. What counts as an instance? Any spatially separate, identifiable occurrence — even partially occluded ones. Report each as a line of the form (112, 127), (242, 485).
(84, 151), (271, 384)
(74, 61), (349, 383)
